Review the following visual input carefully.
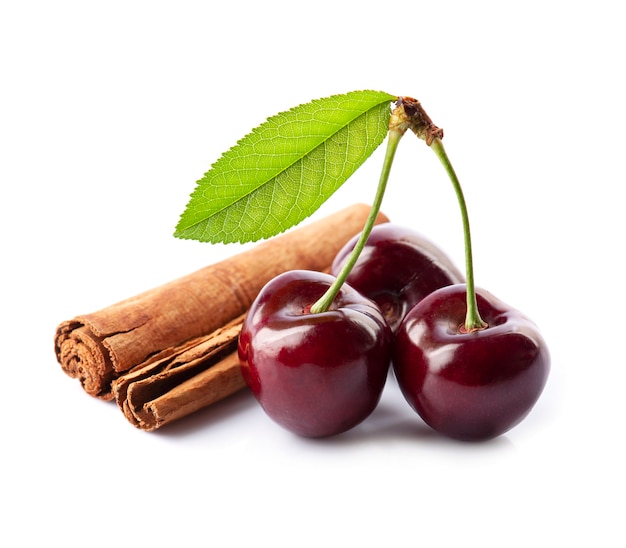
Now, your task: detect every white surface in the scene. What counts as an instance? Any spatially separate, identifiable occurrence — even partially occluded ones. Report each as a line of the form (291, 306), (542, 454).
(2, 1), (624, 546)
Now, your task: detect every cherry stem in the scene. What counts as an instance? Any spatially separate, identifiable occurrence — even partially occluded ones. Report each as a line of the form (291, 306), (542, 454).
(429, 137), (487, 332)
(309, 123), (405, 314)
(395, 96), (486, 332)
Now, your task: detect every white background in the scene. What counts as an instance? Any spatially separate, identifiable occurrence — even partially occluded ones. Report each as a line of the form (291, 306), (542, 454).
(2, 1), (624, 546)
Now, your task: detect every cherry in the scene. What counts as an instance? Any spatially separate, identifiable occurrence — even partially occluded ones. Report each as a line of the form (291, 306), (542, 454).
(393, 284), (550, 441)
(236, 104), (404, 438)
(385, 97), (550, 441)
(331, 223), (463, 331)
(237, 269), (392, 438)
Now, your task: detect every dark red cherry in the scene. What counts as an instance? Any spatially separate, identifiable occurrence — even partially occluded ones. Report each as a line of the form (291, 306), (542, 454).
(393, 284), (550, 441)
(331, 223), (463, 331)
(238, 269), (392, 438)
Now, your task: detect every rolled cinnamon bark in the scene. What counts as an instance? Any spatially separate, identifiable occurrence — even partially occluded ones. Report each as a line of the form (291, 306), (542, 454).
(114, 315), (246, 431)
(54, 204), (389, 401)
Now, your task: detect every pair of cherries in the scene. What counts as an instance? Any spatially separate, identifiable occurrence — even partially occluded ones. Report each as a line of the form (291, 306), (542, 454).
(237, 222), (550, 442)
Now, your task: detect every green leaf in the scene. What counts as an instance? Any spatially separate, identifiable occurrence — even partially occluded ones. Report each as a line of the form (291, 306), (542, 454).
(174, 89), (397, 243)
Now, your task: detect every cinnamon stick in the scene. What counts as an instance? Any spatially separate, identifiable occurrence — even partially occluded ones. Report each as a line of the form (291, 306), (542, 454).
(113, 315), (246, 431)
(54, 204), (389, 405)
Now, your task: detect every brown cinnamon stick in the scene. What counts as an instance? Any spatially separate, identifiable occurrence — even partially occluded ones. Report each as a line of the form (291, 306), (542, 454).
(113, 315), (246, 431)
(54, 204), (389, 406)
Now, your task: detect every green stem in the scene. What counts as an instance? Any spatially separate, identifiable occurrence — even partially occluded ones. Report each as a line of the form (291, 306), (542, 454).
(310, 128), (404, 314)
(429, 137), (487, 331)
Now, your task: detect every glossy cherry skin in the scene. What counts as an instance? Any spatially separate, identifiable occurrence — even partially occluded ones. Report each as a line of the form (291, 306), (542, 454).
(238, 269), (392, 438)
(331, 223), (464, 332)
(393, 284), (550, 441)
